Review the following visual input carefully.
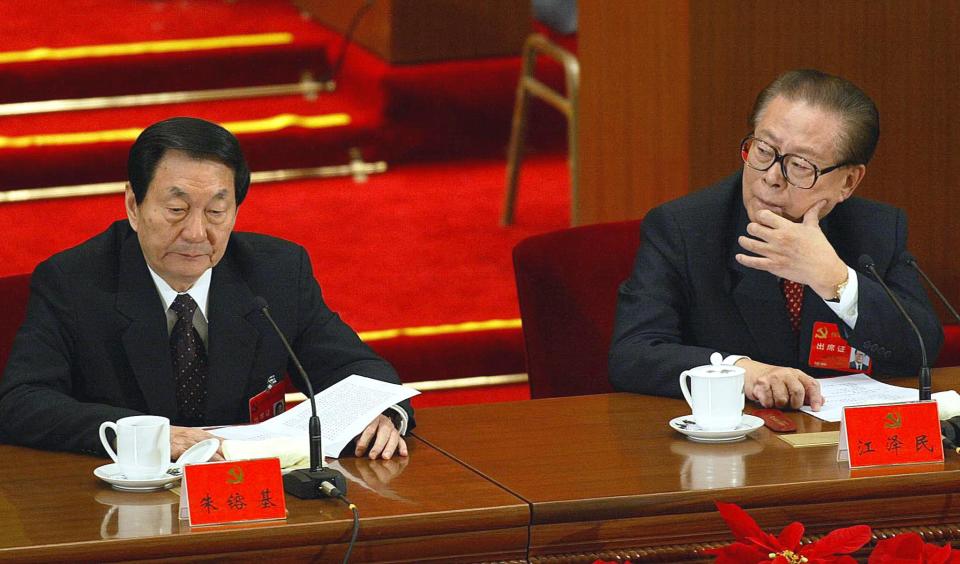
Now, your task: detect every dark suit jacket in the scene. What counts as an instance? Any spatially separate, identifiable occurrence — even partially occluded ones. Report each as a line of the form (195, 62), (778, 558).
(0, 221), (413, 455)
(609, 171), (943, 397)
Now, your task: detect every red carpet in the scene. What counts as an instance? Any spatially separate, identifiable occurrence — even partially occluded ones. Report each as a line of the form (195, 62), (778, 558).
(0, 4), (569, 190)
(0, 155), (570, 331)
(0, 0), (333, 103)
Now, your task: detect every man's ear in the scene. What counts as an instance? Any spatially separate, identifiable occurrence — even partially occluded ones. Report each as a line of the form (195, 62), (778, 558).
(838, 164), (866, 201)
(124, 184), (139, 231)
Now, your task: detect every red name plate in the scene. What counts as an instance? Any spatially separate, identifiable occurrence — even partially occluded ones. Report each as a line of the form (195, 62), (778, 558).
(184, 458), (287, 526)
(838, 401), (943, 468)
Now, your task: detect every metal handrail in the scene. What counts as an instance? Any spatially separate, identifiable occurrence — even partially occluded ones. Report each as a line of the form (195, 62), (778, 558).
(0, 150), (385, 203)
(0, 72), (333, 117)
(502, 33), (580, 226)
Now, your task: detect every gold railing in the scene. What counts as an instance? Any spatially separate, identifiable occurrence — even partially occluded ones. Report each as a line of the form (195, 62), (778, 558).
(0, 149), (385, 203)
(0, 72), (332, 117)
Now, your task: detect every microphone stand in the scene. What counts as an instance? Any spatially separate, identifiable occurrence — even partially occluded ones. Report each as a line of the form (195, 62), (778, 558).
(256, 298), (347, 499)
(905, 254), (960, 324)
(859, 255), (931, 401)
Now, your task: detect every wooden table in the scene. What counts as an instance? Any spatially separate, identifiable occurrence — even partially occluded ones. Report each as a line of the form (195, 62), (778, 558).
(414, 367), (960, 562)
(0, 437), (528, 563)
(3, 370), (959, 562)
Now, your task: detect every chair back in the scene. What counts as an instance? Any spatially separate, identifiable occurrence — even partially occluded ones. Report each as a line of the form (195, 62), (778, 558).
(513, 220), (641, 398)
(0, 274), (31, 376)
(936, 324), (960, 367)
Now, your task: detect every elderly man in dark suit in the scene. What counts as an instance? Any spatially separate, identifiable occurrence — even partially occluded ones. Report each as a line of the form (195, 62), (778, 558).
(609, 69), (943, 410)
(0, 117), (412, 460)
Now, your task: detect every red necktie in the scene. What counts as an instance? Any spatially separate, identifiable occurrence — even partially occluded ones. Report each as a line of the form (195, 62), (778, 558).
(781, 279), (804, 332)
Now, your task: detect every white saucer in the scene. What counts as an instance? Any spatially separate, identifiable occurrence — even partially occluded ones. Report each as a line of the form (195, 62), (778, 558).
(94, 464), (180, 492)
(669, 414), (764, 443)
(94, 438), (220, 492)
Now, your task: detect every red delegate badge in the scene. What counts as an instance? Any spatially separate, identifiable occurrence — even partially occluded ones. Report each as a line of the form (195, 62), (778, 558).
(808, 321), (872, 374)
(183, 458), (287, 526)
(249, 376), (286, 423)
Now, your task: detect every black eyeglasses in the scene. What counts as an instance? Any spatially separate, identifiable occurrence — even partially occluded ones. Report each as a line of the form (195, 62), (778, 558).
(740, 135), (847, 189)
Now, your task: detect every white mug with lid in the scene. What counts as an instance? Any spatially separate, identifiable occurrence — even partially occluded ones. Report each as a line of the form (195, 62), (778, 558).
(679, 364), (745, 431)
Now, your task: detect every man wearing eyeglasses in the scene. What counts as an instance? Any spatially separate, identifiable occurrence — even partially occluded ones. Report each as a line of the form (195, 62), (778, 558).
(609, 69), (943, 411)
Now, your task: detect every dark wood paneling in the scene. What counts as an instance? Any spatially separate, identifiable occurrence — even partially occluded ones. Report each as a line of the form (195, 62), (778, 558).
(294, 0), (530, 64)
(577, 0), (690, 224)
(578, 0), (960, 314)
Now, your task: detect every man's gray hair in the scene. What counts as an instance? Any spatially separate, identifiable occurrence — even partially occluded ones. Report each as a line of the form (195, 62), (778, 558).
(749, 69), (879, 166)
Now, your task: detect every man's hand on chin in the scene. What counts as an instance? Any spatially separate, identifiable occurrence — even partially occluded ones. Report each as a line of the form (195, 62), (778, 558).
(735, 201), (849, 299)
(735, 358), (824, 411)
(170, 426), (224, 461)
(355, 414), (407, 460)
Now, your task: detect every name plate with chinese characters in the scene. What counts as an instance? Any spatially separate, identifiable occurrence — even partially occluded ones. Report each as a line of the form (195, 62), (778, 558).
(837, 401), (943, 468)
(181, 458), (287, 526)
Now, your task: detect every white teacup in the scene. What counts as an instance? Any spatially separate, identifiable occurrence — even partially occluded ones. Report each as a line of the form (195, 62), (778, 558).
(679, 365), (745, 431)
(99, 415), (171, 479)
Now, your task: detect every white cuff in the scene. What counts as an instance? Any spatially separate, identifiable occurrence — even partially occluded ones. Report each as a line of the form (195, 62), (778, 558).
(386, 404), (410, 435)
(711, 352), (751, 366)
(823, 266), (859, 329)
(722, 354), (750, 366)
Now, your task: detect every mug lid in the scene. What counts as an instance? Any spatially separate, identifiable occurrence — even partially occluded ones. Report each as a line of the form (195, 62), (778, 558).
(174, 438), (220, 468)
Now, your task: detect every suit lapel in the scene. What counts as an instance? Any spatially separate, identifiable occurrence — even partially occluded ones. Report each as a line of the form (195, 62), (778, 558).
(204, 255), (260, 423)
(116, 235), (179, 419)
(727, 202), (798, 364)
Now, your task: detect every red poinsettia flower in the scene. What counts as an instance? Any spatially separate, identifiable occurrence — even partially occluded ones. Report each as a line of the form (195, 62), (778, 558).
(706, 501), (873, 564)
(868, 532), (960, 563)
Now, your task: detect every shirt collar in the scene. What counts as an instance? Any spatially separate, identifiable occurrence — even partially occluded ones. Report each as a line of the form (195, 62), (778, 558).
(146, 266), (212, 320)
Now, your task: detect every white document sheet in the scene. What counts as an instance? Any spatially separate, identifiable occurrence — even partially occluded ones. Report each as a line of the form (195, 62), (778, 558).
(211, 375), (419, 458)
(799, 373), (919, 422)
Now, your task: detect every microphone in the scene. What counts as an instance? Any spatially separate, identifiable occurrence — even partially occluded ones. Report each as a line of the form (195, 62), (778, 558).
(858, 255), (931, 401)
(902, 251), (960, 324)
(254, 297), (347, 499)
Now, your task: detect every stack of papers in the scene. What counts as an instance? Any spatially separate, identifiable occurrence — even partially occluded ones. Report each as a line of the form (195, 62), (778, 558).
(800, 374), (919, 422)
(211, 375), (418, 458)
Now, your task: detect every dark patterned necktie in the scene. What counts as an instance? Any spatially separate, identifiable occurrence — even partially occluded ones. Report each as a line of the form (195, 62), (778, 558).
(170, 294), (207, 424)
(781, 279), (805, 332)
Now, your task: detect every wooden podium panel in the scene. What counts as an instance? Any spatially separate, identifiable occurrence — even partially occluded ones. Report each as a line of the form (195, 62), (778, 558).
(415, 368), (960, 561)
(294, 0), (531, 63)
(0, 438), (528, 563)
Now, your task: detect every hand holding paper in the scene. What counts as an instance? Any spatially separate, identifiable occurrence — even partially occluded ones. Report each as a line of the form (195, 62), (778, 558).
(211, 375), (418, 458)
